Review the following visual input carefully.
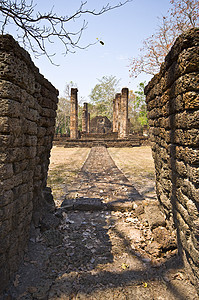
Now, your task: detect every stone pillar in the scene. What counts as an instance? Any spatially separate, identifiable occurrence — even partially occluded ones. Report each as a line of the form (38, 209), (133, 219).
(115, 93), (121, 133)
(128, 118), (131, 135)
(88, 112), (90, 133)
(119, 88), (129, 138)
(70, 88), (78, 139)
(82, 102), (88, 133)
(113, 98), (116, 132)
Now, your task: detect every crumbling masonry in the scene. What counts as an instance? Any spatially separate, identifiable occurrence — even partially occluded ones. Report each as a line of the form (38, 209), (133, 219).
(145, 28), (199, 291)
(0, 35), (58, 293)
(112, 89), (129, 138)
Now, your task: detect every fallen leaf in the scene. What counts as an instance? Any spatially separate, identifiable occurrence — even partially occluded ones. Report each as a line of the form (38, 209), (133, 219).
(121, 263), (129, 270)
(143, 282), (148, 288)
(30, 261), (37, 265)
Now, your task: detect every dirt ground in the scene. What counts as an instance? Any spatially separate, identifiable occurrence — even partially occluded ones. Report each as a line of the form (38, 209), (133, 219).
(108, 147), (156, 200)
(4, 146), (199, 300)
(48, 146), (155, 207)
(47, 147), (90, 207)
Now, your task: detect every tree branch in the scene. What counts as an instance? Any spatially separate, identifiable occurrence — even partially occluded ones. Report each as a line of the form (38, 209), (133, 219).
(0, 0), (132, 62)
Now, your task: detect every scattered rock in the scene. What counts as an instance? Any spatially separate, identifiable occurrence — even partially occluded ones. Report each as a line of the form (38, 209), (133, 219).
(144, 204), (166, 229)
(42, 229), (63, 247)
(152, 226), (177, 250)
(27, 286), (37, 293)
(145, 241), (162, 257)
(40, 212), (60, 232)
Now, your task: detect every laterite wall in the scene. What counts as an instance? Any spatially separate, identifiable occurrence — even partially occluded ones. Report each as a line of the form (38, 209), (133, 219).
(145, 28), (199, 289)
(0, 35), (58, 292)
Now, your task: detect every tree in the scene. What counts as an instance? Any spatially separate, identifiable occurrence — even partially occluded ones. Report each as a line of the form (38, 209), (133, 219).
(55, 81), (77, 135)
(89, 75), (120, 120)
(129, 0), (199, 77)
(0, 0), (132, 62)
(129, 82), (148, 133)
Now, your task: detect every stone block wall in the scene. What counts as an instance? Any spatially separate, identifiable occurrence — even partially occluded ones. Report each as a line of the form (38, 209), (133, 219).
(0, 35), (58, 293)
(145, 28), (199, 288)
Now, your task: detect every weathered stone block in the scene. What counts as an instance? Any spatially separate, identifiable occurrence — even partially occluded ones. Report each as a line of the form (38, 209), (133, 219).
(0, 99), (22, 118)
(174, 129), (199, 146)
(3, 173), (23, 191)
(0, 190), (14, 208)
(176, 160), (187, 177)
(144, 203), (166, 229)
(37, 127), (46, 137)
(186, 199), (199, 221)
(13, 183), (29, 198)
(164, 61), (180, 89)
(176, 146), (199, 165)
(0, 163), (13, 179)
(0, 80), (22, 102)
(178, 47), (199, 74)
(181, 180), (198, 203)
(0, 202), (14, 221)
(172, 73), (199, 96)
(25, 146), (37, 159)
(184, 92), (199, 110)
(0, 116), (9, 132)
(187, 165), (199, 184)
(24, 135), (37, 147)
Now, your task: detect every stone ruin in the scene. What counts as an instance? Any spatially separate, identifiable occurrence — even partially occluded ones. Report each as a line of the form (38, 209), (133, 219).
(89, 116), (112, 134)
(0, 28), (198, 295)
(0, 35), (58, 293)
(145, 28), (199, 291)
(82, 102), (89, 133)
(70, 88), (78, 139)
(65, 85), (141, 147)
(69, 87), (129, 139)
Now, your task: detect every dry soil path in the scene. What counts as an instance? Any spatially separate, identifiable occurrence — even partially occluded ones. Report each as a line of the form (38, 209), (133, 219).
(5, 146), (198, 300)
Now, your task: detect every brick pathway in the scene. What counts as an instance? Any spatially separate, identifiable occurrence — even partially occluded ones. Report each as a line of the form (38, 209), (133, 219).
(62, 146), (143, 210)
(5, 147), (198, 300)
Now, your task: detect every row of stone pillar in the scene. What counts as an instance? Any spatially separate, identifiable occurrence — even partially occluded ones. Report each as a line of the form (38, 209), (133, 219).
(70, 88), (90, 139)
(70, 87), (129, 139)
(113, 88), (129, 138)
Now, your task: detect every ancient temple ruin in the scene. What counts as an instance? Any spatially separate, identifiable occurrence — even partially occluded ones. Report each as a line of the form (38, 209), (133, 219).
(60, 86), (145, 147)
(69, 87), (130, 139)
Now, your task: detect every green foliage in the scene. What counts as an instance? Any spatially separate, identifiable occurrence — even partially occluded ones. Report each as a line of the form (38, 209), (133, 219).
(89, 75), (120, 120)
(129, 82), (148, 133)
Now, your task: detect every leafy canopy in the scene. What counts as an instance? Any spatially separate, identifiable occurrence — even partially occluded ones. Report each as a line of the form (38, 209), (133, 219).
(89, 75), (120, 120)
(129, 0), (199, 77)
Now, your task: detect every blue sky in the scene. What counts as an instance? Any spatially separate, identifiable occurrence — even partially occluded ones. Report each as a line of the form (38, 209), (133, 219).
(25, 0), (172, 101)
